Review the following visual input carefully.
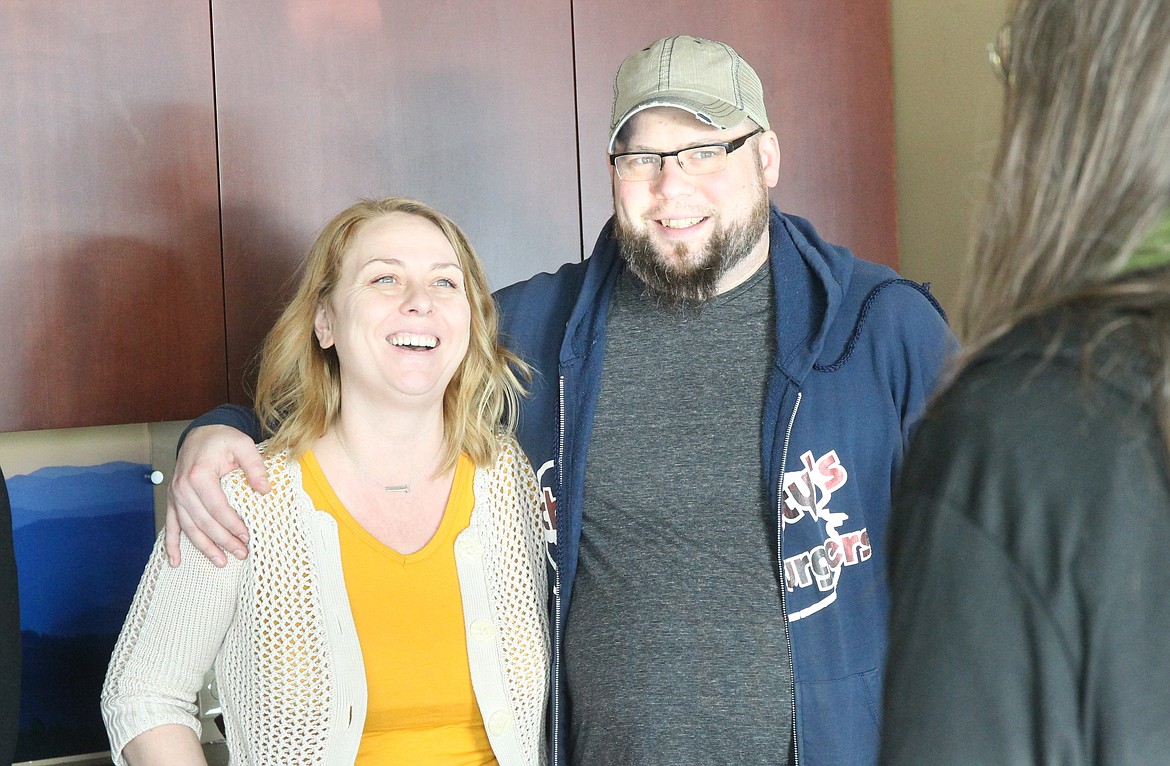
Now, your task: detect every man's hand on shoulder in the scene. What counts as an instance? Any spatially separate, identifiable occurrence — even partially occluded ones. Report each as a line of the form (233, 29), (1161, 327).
(165, 424), (269, 568)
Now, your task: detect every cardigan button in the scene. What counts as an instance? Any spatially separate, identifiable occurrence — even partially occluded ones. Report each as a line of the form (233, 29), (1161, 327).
(470, 619), (497, 643)
(488, 710), (513, 735)
(456, 536), (483, 559)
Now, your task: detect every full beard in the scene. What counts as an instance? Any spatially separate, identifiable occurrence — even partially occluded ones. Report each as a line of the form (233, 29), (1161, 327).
(614, 189), (770, 311)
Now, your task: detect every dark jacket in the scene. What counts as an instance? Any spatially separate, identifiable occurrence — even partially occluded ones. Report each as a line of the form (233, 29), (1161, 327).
(190, 206), (954, 765)
(496, 206), (953, 766)
(1, 467), (19, 764)
(882, 310), (1170, 764)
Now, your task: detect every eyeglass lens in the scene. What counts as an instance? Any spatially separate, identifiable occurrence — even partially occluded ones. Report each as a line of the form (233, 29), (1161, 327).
(614, 145), (730, 181)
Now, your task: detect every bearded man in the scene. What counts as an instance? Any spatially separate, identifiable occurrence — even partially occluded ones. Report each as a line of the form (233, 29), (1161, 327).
(165, 36), (954, 766)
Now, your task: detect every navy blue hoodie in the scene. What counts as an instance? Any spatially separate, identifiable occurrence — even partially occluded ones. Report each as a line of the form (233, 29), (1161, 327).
(495, 206), (954, 766)
(187, 205), (954, 765)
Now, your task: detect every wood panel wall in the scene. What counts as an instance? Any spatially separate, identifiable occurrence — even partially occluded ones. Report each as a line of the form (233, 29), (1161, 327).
(0, 2), (227, 431)
(0, 1), (898, 431)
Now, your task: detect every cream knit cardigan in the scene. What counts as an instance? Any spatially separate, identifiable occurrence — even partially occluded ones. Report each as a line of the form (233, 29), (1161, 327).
(102, 436), (549, 766)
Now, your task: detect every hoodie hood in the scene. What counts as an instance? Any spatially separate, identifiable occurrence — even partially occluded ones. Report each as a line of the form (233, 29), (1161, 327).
(560, 205), (854, 387)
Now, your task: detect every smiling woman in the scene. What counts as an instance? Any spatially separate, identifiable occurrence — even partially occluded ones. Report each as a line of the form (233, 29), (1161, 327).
(312, 213), (473, 445)
(101, 197), (550, 766)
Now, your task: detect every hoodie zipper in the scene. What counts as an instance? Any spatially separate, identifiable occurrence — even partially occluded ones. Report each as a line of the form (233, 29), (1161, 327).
(552, 375), (566, 766)
(777, 391), (802, 766)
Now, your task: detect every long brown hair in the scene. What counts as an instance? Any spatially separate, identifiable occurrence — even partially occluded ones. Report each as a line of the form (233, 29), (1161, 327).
(253, 197), (528, 469)
(959, 0), (1170, 435)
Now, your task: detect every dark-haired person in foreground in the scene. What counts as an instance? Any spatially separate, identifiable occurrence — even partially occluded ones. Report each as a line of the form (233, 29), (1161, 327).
(882, 1), (1170, 763)
(166, 36), (954, 765)
(0, 467), (18, 765)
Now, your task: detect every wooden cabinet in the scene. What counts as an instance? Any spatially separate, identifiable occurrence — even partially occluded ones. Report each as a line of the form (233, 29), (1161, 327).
(1, 1), (898, 430)
(0, 2), (226, 431)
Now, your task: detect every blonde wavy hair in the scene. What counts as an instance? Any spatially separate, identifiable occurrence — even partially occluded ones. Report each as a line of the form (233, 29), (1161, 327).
(253, 197), (529, 470)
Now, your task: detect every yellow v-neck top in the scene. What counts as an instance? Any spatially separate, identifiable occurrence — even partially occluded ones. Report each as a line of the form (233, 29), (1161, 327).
(300, 450), (498, 766)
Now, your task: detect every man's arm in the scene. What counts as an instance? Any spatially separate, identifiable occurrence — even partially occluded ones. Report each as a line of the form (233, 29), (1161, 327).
(165, 405), (265, 567)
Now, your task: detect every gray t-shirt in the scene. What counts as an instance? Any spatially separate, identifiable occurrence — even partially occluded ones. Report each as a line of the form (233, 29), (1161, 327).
(564, 263), (794, 765)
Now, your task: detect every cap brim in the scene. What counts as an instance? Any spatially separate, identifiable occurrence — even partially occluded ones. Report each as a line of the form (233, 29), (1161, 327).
(608, 92), (751, 152)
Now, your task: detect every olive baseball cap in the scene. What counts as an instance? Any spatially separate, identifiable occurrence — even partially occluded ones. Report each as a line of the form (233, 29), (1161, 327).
(609, 35), (770, 152)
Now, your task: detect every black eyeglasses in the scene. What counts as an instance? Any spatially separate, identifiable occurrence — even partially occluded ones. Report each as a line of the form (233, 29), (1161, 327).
(987, 23), (1012, 84)
(609, 128), (764, 182)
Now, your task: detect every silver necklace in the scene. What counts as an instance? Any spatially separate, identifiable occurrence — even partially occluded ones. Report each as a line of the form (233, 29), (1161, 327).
(335, 430), (410, 493)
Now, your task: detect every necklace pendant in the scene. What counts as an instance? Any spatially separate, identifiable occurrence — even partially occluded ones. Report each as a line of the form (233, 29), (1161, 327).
(384, 484), (410, 494)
